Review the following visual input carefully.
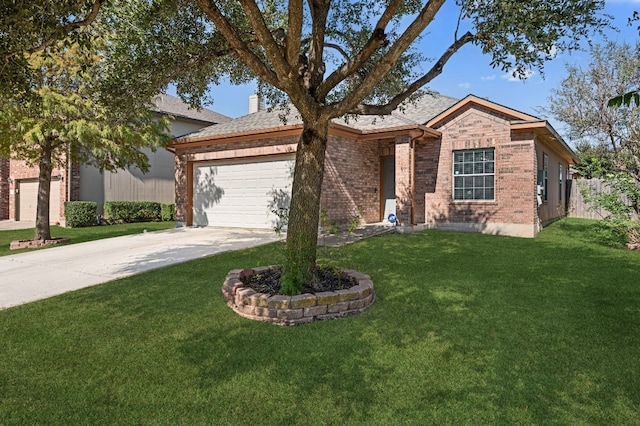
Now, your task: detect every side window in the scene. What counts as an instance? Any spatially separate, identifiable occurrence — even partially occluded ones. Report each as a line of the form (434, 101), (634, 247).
(453, 148), (495, 201)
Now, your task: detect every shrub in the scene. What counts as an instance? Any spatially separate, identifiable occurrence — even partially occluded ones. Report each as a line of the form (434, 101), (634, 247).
(628, 226), (640, 245)
(103, 201), (162, 223)
(64, 201), (97, 228)
(161, 204), (175, 222)
(591, 219), (640, 248)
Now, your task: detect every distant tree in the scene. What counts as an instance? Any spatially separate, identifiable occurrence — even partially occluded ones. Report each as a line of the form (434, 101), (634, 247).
(545, 41), (640, 219)
(0, 34), (170, 241)
(608, 11), (640, 107)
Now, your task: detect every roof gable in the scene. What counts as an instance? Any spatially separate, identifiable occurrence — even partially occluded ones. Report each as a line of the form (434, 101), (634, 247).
(426, 95), (538, 128)
(153, 94), (231, 125)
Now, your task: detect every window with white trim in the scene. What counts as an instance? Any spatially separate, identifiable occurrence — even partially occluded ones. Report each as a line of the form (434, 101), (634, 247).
(453, 148), (495, 201)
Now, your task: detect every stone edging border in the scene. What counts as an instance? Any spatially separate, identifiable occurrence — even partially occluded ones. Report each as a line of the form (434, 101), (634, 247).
(10, 237), (71, 250)
(222, 266), (375, 326)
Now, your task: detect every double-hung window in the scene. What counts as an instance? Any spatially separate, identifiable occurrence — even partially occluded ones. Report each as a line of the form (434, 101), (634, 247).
(453, 148), (495, 201)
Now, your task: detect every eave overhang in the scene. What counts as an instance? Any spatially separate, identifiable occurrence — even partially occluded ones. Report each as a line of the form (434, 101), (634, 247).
(167, 122), (441, 151)
(511, 120), (579, 164)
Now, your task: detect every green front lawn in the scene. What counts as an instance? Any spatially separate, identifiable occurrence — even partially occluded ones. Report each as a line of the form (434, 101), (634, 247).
(1, 218), (639, 424)
(0, 222), (175, 257)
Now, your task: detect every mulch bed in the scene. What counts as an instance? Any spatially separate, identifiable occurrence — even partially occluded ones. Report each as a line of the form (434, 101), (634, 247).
(239, 265), (357, 295)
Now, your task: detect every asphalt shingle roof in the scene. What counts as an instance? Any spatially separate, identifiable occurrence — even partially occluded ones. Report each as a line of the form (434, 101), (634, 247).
(181, 91), (460, 140)
(153, 94), (231, 125)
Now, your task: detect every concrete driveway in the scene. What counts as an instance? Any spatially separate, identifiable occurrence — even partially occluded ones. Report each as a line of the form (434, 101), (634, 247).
(0, 227), (279, 309)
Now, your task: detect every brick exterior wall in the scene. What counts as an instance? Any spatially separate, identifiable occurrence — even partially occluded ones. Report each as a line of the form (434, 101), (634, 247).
(0, 157), (9, 219)
(423, 105), (538, 237)
(414, 138), (440, 225)
(321, 135), (379, 224)
(7, 159), (69, 222)
(172, 102), (571, 237)
(173, 133), (382, 226)
(68, 162), (81, 202)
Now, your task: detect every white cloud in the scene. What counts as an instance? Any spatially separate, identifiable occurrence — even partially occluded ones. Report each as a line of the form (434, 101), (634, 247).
(458, 82), (471, 89)
(501, 69), (536, 82)
(481, 75), (496, 81)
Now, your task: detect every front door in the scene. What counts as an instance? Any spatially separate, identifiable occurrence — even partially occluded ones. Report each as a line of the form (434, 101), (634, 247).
(381, 157), (396, 221)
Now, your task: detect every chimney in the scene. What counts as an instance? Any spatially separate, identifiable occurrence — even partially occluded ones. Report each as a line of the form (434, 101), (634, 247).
(249, 91), (265, 114)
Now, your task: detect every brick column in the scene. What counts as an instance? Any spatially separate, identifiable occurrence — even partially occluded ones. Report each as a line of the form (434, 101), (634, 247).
(395, 135), (412, 226)
(174, 153), (188, 226)
(68, 163), (81, 202)
(0, 157), (9, 220)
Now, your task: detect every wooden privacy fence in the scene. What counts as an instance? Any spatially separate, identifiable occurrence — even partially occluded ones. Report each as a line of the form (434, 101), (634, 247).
(568, 178), (639, 220)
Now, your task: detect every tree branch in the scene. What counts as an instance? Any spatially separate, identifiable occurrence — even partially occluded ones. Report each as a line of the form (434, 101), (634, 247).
(286, 0), (304, 68)
(196, 0), (280, 88)
(345, 31), (476, 116)
(329, 0), (447, 117)
(306, 0), (331, 93)
(317, 0), (402, 100)
(237, 0), (291, 81)
(324, 43), (350, 61)
(3, 0), (105, 61)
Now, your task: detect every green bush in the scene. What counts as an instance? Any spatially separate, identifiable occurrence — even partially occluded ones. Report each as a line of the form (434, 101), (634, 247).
(161, 204), (175, 222)
(590, 219), (640, 248)
(64, 201), (97, 228)
(103, 201), (162, 224)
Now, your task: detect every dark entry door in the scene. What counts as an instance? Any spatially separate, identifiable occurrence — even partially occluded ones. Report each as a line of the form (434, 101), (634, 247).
(381, 157), (396, 221)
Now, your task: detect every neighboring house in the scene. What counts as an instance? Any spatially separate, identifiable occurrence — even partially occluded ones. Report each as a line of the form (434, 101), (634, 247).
(169, 93), (577, 237)
(0, 94), (230, 222)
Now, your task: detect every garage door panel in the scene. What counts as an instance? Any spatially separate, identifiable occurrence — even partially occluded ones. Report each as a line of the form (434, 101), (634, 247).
(18, 179), (61, 222)
(193, 156), (294, 228)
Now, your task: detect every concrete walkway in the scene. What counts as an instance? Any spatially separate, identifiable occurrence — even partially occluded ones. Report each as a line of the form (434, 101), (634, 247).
(0, 220), (36, 231)
(0, 227), (279, 309)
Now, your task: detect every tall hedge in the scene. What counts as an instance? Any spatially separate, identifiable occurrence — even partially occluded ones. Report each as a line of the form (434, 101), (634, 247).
(103, 201), (162, 223)
(64, 201), (97, 227)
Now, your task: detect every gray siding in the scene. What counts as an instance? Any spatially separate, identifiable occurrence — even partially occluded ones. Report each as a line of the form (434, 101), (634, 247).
(79, 119), (209, 211)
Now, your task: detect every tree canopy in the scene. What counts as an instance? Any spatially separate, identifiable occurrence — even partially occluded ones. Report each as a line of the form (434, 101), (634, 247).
(545, 41), (640, 219)
(101, 0), (609, 117)
(4, 0), (609, 291)
(0, 33), (171, 240)
(97, 0), (609, 293)
(0, 0), (106, 100)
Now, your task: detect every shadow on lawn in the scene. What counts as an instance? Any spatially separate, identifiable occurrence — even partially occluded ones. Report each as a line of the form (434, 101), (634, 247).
(179, 320), (391, 422)
(173, 224), (640, 423)
(329, 229), (639, 422)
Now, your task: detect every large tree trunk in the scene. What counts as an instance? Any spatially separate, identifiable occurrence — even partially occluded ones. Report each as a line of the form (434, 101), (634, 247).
(283, 120), (330, 294)
(34, 140), (53, 241)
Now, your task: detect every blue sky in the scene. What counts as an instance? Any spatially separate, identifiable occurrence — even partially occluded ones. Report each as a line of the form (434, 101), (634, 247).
(184, 1), (640, 140)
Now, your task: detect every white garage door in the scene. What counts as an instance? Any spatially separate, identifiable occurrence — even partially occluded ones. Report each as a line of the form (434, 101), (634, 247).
(192, 155), (294, 228)
(18, 179), (61, 222)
